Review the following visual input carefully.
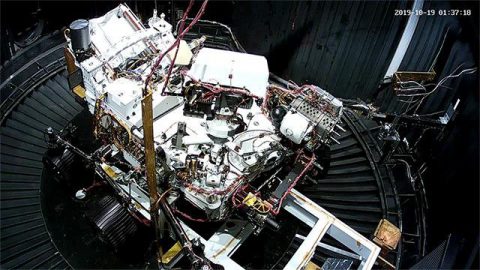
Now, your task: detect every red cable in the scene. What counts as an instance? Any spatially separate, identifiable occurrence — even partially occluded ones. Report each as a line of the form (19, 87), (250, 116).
(159, 0), (195, 94)
(174, 208), (208, 223)
(144, 0), (194, 93)
(271, 154), (315, 215)
(144, 0), (209, 95)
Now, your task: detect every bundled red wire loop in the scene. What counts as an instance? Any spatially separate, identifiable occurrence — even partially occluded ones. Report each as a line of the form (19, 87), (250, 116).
(174, 208), (208, 223)
(144, 0), (209, 96)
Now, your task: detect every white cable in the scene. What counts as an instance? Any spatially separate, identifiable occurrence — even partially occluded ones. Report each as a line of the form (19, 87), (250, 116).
(413, 66), (477, 113)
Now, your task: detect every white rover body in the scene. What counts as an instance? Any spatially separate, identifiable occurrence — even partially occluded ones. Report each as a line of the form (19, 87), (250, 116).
(63, 4), (380, 269)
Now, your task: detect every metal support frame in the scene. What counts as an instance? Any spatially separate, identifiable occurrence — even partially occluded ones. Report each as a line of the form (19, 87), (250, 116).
(294, 234), (363, 261)
(180, 189), (380, 270)
(181, 219), (255, 270)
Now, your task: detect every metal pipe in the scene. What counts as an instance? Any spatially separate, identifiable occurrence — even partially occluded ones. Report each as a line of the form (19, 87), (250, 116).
(158, 199), (202, 265)
(384, 0), (424, 78)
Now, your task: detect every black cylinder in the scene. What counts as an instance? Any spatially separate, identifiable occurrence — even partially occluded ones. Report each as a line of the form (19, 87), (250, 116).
(271, 106), (287, 129)
(265, 216), (280, 231)
(69, 19), (90, 53)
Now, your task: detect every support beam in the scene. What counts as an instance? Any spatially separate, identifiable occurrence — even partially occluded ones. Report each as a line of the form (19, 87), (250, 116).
(180, 189), (381, 270)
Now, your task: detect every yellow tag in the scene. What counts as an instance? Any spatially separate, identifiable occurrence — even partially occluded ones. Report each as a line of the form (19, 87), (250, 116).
(243, 192), (257, 207)
(305, 261), (321, 270)
(161, 241), (182, 264)
(101, 163), (117, 179)
(73, 85), (86, 98)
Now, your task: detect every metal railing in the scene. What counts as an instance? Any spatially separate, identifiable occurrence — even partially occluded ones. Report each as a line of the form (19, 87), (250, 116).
(0, 45), (66, 124)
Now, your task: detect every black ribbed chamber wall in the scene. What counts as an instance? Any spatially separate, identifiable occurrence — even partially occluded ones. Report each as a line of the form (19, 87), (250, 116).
(228, 0), (410, 100)
(376, 0), (479, 114)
